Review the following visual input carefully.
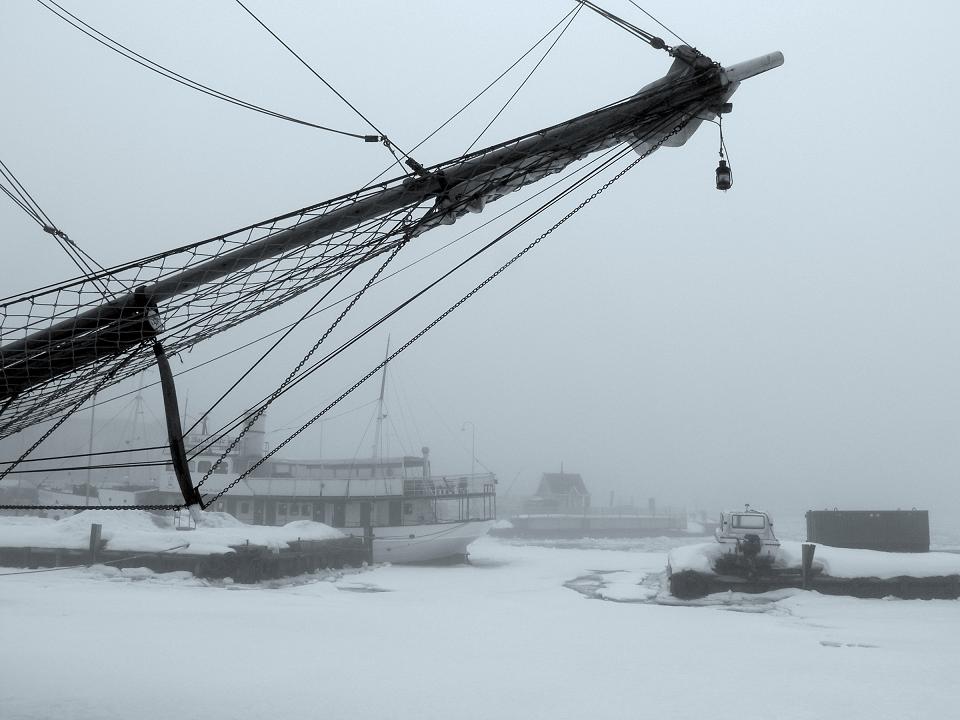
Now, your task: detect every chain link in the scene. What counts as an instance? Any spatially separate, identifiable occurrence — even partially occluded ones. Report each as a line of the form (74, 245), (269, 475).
(203, 120), (689, 507)
(196, 233), (412, 493)
(0, 503), (182, 511)
(0, 346), (142, 483)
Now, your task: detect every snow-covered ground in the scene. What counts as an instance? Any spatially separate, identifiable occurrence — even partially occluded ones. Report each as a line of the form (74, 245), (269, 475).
(0, 510), (342, 554)
(2, 535), (958, 720)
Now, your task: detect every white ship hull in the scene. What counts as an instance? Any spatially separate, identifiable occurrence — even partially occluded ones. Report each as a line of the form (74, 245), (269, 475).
(342, 520), (494, 564)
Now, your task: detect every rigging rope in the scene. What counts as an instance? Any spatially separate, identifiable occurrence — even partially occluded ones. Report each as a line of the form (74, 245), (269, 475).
(72, 138), (636, 470)
(0, 110), (694, 510)
(1, 459), (168, 476)
(0, 346), (141, 481)
(201, 117), (690, 508)
(179, 220), (391, 439)
(464, 3), (582, 155)
(72, 140), (634, 429)
(626, 1), (693, 48)
(195, 226), (414, 486)
(408, 6), (583, 160)
(187, 142), (634, 456)
(1, 155), (113, 300)
(34, 0), (375, 142)
(577, 1), (669, 50)
(1, 58), (727, 453)
(232, 0), (412, 165)
(0, 444), (167, 468)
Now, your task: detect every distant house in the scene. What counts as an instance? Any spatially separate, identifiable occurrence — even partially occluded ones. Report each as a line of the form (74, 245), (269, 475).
(525, 472), (590, 514)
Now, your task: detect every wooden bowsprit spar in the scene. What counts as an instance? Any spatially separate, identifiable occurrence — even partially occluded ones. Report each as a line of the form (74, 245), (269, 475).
(0, 45), (782, 512)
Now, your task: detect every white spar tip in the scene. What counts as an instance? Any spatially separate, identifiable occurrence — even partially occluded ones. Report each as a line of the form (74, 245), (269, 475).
(187, 503), (204, 524)
(723, 51), (784, 83)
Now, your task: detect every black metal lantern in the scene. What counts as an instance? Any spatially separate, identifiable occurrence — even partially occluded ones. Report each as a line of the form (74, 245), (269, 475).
(715, 159), (732, 191)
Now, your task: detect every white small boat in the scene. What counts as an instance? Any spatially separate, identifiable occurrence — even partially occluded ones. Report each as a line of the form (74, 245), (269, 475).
(713, 505), (780, 575)
(342, 520), (496, 564)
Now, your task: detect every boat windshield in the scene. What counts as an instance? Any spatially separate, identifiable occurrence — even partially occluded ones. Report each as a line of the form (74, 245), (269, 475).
(732, 514), (766, 529)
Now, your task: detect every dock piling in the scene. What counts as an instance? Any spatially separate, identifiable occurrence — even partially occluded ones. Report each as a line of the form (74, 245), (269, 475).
(88, 523), (102, 564)
(801, 543), (816, 589)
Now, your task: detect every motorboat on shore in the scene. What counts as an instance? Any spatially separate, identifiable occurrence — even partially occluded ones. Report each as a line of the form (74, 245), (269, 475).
(713, 505), (780, 576)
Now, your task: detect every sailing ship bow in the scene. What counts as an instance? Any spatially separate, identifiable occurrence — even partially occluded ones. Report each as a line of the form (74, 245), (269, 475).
(0, 45), (782, 509)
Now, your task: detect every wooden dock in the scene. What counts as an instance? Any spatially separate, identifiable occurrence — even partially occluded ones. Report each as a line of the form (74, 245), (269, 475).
(669, 568), (960, 600)
(0, 535), (369, 582)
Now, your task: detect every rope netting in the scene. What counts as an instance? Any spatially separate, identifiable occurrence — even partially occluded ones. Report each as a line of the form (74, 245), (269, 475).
(0, 52), (726, 440)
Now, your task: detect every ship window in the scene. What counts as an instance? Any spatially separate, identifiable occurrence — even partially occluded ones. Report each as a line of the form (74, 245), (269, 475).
(290, 504), (299, 516)
(733, 514), (766, 529)
(278, 503), (287, 515)
(240, 502), (249, 514)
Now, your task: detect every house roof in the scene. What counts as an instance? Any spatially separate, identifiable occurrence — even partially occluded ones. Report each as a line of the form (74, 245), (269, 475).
(537, 472), (588, 496)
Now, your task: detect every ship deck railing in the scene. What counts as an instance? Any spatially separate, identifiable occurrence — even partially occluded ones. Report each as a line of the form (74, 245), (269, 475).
(403, 474), (496, 498)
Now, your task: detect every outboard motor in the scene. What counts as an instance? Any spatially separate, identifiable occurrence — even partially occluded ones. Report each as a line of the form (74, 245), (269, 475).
(739, 533), (762, 558)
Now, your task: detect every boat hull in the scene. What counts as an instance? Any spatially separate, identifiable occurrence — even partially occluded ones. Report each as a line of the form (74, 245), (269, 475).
(342, 520), (495, 564)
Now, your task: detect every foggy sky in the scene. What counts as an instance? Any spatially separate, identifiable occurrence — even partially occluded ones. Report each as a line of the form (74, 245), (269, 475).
(2, 1), (959, 517)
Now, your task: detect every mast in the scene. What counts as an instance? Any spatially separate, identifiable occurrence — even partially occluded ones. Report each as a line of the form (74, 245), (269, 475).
(370, 335), (390, 474)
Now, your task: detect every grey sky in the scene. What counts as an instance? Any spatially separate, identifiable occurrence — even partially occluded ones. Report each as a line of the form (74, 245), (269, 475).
(2, 1), (959, 517)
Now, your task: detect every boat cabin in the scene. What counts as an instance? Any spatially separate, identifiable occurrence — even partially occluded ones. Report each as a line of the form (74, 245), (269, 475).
(714, 506), (780, 560)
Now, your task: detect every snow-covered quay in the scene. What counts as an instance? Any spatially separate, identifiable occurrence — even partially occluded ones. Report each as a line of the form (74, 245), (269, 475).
(2, 533), (958, 720)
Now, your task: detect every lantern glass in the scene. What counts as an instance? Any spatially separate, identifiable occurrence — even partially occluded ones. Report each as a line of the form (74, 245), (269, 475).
(716, 160), (732, 191)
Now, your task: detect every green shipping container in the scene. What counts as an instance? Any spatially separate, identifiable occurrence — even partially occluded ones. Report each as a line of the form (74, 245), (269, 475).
(806, 510), (929, 553)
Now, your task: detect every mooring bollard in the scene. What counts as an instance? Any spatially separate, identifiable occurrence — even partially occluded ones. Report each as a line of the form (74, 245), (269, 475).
(801, 542), (816, 590)
(89, 523), (102, 565)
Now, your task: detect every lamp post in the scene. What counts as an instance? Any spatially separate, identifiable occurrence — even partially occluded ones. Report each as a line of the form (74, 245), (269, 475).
(461, 421), (476, 479)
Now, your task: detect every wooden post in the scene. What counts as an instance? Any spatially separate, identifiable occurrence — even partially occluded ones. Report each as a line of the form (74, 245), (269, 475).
(363, 525), (374, 565)
(801, 542), (816, 589)
(89, 523), (102, 564)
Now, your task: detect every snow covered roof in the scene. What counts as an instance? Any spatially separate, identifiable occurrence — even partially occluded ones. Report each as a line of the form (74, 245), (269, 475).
(537, 472), (588, 497)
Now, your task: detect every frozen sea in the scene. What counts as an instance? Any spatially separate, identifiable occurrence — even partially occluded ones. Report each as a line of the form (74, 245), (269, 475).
(2, 529), (959, 719)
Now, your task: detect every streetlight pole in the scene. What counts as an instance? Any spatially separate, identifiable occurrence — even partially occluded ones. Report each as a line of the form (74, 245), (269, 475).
(461, 421), (476, 478)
